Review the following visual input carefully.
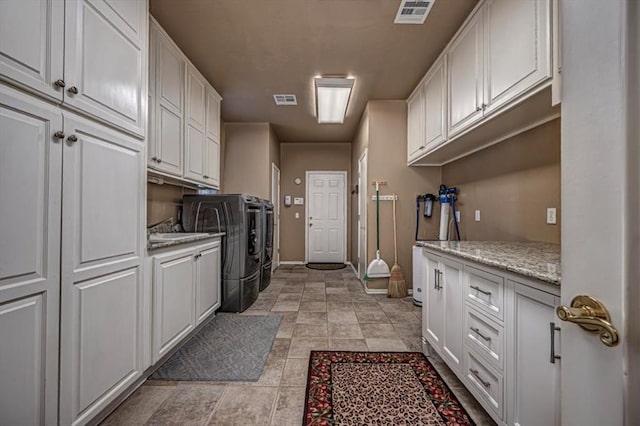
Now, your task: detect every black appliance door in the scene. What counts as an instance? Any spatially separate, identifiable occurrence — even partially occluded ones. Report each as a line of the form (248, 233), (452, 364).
(245, 207), (262, 273)
(264, 210), (274, 262)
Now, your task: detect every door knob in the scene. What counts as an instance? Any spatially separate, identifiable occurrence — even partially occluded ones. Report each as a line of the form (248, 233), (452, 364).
(556, 295), (619, 347)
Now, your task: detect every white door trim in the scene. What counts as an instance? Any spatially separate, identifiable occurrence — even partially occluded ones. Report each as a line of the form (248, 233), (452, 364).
(305, 171), (348, 264)
(357, 149), (368, 279)
(271, 163), (281, 270)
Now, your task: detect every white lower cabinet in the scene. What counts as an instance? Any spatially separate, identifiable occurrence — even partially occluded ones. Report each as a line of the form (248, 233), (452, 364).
(421, 248), (560, 426)
(422, 251), (464, 374)
(152, 239), (222, 363)
(506, 281), (561, 426)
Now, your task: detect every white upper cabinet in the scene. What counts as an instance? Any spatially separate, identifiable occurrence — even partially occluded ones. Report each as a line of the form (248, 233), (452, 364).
(483, 0), (551, 114)
(448, 8), (484, 137)
(408, 0), (557, 165)
(148, 18), (222, 188)
(423, 57), (447, 151)
(407, 86), (425, 162)
(0, 0), (65, 101)
(184, 65), (207, 183)
(64, 0), (147, 138)
(149, 19), (184, 176)
(0, 0), (148, 138)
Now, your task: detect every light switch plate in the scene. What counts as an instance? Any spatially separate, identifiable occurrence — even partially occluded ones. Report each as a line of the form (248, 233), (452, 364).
(474, 210), (481, 222)
(547, 207), (557, 224)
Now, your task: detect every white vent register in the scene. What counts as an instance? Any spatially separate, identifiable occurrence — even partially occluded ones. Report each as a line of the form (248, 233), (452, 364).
(273, 94), (297, 105)
(394, 0), (434, 25)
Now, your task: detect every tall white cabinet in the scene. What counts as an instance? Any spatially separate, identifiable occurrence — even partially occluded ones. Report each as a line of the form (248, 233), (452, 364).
(0, 86), (63, 426)
(0, 1), (148, 425)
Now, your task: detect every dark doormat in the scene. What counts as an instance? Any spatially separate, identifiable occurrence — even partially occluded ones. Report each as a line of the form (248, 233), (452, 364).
(304, 351), (475, 425)
(148, 313), (282, 382)
(306, 263), (347, 271)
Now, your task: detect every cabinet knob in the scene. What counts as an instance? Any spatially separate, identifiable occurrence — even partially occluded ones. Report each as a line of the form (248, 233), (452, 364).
(67, 86), (79, 95)
(67, 134), (78, 144)
(151, 156), (158, 162)
(203, 175), (209, 179)
(53, 131), (65, 140)
(54, 79), (66, 88)
(157, 158), (162, 164)
(476, 106), (482, 112)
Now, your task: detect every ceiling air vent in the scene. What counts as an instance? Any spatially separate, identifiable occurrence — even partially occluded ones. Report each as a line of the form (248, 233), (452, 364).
(394, 0), (434, 25)
(273, 94), (297, 106)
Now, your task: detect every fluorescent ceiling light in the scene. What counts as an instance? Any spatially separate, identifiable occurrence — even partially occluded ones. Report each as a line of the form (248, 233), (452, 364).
(314, 77), (355, 124)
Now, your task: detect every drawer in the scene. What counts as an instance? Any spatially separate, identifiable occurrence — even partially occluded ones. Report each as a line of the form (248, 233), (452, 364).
(463, 347), (504, 420)
(464, 265), (505, 321)
(464, 305), (504, 371)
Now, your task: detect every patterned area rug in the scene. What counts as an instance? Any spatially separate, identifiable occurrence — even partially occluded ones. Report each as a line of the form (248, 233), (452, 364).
(149, 313), (281, 381)
(306, 263), (347, 271)
(304, 351), (475, 425)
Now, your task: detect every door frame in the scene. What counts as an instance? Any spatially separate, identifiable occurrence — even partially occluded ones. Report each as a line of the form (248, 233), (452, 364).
(271, 163), (281, 270)
(304, 171), (348, 264)
(357, 149), (368, 278)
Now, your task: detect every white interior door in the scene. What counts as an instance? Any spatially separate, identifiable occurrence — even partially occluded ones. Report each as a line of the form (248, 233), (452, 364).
(307, 171), (346, 263)
(560, 2), (637, 425)
(272, 164), (281, 270)
(357, 150), (367, 278)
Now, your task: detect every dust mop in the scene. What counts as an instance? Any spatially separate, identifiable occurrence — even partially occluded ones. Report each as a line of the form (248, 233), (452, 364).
(365, 182), (390, 279)
(388, 193), (408, 298)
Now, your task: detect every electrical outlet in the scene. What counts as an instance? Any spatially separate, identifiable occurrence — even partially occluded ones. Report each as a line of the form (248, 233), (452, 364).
(295, 212), (300, 219)
(546, 208), (557, 225)
(474, 210), (481, 222)
(455, 211), (461, 223)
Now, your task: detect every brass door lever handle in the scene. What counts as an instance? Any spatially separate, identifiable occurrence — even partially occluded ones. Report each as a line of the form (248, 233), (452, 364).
(556, 295), (619, 347)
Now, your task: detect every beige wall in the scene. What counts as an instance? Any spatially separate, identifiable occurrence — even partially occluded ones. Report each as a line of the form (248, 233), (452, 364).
(222, 122), (271, 199)
(147, 183), (196, 226)
(353, 101), (441, 290)
(279, 143), (352, 262)
(442, 119), (561, 243)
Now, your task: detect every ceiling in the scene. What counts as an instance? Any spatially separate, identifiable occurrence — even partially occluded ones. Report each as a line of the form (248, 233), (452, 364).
(149, 0), (478, 143)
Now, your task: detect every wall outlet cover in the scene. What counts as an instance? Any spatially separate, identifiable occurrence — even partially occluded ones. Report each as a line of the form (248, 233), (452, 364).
(293, 197), (304, 205)
(474, 210), (481, 221)
(455, 211), (461, 222)
(546, 207), (557, 224)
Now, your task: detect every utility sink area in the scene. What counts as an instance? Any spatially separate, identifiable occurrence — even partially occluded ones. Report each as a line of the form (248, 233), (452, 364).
(148, 233), (209, 242)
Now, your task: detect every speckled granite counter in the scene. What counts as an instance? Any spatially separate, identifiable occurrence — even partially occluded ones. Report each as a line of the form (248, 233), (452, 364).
(148, 232), (225, 251)
(416, 241), (561, 285)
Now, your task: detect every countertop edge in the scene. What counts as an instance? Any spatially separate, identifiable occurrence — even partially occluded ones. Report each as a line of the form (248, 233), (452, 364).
(417, 241), (561, 286)
(147, 232), (225, 251)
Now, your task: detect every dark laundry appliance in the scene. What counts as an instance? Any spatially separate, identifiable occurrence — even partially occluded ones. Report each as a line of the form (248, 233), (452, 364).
(182, 194), (262, 312)
(259, 199), (274, 291)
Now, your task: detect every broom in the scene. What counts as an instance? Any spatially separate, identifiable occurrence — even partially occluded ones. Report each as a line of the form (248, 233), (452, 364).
(388, 193), (408, 298)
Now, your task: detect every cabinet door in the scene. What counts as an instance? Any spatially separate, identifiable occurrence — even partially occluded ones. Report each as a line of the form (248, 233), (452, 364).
(153, 250), (196, 361)
(440, 257), (464, 373)
(423, 252), (444, 349)
(206, 88), (221, 141)
(507, 282), (560, 426)
(0, 85), (62, 426)
(424, 57), (447, 152)
(64, 0), (148, 138)
(448, 8), (484, 137)
(205, 136), (221, 188)
(196, 241), (222, 324)
(150, 20), (184, 176)
(204, 88), (221, 187)
(0, 0), (64, 102)
(184, 65), (206, 182)
(407, 87), (425, 163)
(59, 114), (145, 426)
(484, 0), (551, 114)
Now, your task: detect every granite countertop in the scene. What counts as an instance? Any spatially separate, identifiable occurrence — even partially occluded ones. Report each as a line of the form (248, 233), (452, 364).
(416, 240), (561, 285)
(148, 232), (225, 251)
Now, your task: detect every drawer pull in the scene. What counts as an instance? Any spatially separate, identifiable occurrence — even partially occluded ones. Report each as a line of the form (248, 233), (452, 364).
(470, 368), (491, 388)
(470, 285), (492, 296)
(549, 322), (561, 364)
(470, 326), (492, 342)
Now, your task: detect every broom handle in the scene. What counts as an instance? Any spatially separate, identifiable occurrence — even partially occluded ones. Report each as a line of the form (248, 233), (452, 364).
(393, 194), (398, 264)
(376, 182), (380, 251)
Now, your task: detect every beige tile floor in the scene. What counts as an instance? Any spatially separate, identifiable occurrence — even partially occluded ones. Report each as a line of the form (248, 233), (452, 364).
(102, 265), (496, 426)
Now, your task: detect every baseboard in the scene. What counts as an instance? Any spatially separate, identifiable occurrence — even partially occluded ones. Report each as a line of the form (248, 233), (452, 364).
(363, 284), (414, 296)
(279, 261), (305, 265)
(346, 261), (358, 277)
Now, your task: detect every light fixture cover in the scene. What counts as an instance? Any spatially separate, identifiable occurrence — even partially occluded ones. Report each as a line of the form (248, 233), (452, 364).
(314, 77), (355, 124)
